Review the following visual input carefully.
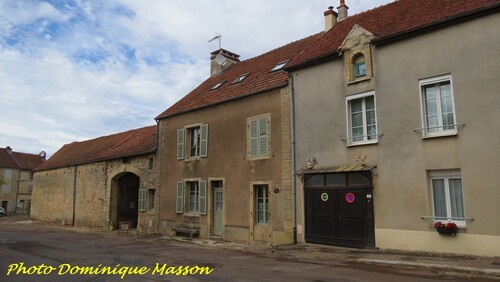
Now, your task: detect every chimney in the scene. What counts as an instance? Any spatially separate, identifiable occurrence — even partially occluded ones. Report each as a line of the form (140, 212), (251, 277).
(210, 49), (240, 77)
(337, 0), (349, 21)
(5, 146), (12, 154)
(324, 6), (338, 32)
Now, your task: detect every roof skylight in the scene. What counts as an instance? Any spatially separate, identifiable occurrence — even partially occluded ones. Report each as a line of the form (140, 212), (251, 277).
(231, 73), (249, 84)
(270, 60), (289, 72)
(211, 80), (226, 90)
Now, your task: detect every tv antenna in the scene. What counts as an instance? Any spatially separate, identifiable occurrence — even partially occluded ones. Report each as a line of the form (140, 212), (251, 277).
(208, 33), (222, 49)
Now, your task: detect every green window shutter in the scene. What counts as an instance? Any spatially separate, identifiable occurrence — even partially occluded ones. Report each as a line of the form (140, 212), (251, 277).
(177, 129), (184, 160)
(138, 189), (147, 212)
(200, 124), (208, 157)
(258, 117), (268, 156)
(176, 182), (184, 214)
(249, 120), (258, 156)
(199, 181), (207, 215)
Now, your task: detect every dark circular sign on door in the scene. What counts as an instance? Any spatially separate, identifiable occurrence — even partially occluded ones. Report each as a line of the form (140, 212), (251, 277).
(345, 192), (355, 203)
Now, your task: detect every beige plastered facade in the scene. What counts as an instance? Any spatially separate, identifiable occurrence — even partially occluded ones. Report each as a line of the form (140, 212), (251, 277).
(290, 13), (500, 256)
(1, 168), (33, 213)
(157, 87), (293, 245)
(31, 154), (159, 234)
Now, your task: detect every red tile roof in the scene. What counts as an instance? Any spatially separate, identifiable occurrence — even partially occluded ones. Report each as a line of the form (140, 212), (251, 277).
(11, 152), (45, 170)
(0, 148), (45, 170)
(0, 148), (20, 169)
(156, 33), (323, 119)
(35, 126), (157, 171)
(288, 0), (500, 69)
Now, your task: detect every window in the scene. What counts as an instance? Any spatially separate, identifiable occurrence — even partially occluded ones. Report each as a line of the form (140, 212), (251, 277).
(176, 180), (207, 215)
(188, 181), (199, 213)
(270, 60), (289, 72)
(138, 189), (147, 212)
(248, 115), (270, 158)
(211, 81), (225, 90)
(148, 158), (154, 169)
(232, 73), (249, 84)
(347, 92), (378, 145)
(429, 171), (465, 225)
(353, 54), (366, 78)
(419, 75), (457, 137)
(177, 124), (208, 160)
(255, 185), (269, 225)
(148, 189), (155, 210)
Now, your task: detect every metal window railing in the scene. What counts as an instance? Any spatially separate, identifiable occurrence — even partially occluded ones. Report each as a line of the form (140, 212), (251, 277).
(421, 215), (474, 221)
(341, 133), (384, 141)
(414, 123), (465, 132)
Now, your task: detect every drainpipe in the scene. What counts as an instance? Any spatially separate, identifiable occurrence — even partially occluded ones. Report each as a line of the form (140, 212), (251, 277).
(155, 119), (161, 236)
(72, 165), (77, 226)
(14, 169), (21, 214)
(289, 73), (298, 245)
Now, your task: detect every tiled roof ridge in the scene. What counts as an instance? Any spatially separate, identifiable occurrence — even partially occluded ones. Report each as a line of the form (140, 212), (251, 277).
(69, 125), (156, 145)
(241, 32), (324, 63)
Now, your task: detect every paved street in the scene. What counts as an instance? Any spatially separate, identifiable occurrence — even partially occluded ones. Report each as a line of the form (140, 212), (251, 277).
(0, 216), (495, 281)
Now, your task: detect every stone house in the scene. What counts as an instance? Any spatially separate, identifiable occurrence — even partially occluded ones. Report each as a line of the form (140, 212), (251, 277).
(155, 35), (321, 244)
(0, 146), (46, 214)
(285, 0), (500, 255)
(31, 126), (159, 234)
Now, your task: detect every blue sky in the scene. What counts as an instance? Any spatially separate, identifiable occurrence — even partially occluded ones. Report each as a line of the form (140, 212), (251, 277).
(0, 0), (392, 156)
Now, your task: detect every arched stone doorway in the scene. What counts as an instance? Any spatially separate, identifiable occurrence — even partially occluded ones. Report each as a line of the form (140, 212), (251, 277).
(110, 172), (140, 229)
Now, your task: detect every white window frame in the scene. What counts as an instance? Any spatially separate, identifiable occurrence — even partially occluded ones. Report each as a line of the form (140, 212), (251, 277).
(346, 91), (378, 146)
(178, 124), (208, 160)
(429, 170), (466, 227)
(138, 188), (147, 212)
(247, 114), (271, 159)
(419, 75), (457, 138)
(255, 185), (269, 225)
(176, 179), (207, 216)
(148, 189), (155, 211)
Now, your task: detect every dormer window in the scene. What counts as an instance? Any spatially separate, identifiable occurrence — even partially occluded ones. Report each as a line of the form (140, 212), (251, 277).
(270, 60), (289, 72)
(211, 80), (225, 90)
(232, 73), (249, 84)
(353, 54), (366, 78)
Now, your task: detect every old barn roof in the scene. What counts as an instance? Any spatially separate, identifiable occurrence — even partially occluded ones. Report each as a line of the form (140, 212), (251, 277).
(155, 33), (323, 119)
(35, 126), (157, 171)
(287, 0), (500, 69)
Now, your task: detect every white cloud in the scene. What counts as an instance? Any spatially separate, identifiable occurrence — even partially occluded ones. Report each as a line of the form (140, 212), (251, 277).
(0, 0), (393, 156)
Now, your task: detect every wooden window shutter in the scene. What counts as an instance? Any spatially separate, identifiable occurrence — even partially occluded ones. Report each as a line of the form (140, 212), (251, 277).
(176, 181), (184, 214)
(177, 129), (184, 160)
(199, 181), (207, 215)
(249, 119), (258, 156)
(200, 124), (208, 157)
(258, 117), (268, 156)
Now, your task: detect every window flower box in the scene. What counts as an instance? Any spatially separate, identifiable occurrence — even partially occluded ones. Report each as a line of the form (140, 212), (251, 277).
(434, 221), (458, 236)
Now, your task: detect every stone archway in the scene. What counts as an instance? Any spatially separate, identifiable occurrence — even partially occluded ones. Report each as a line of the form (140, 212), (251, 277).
(109, 166), (143, 230)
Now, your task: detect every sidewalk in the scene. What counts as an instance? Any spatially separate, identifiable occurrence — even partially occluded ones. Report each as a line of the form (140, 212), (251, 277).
(159, 235), (500, 280)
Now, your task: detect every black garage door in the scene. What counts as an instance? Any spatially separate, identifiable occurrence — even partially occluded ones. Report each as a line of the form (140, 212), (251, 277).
(304, 172), (375, 248)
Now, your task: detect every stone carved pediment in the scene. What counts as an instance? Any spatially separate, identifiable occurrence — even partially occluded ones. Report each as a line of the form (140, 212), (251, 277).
(340, 25), (375, 51)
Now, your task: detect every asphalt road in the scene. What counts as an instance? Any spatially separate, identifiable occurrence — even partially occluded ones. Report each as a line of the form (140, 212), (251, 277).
(0, 216), (491, 282)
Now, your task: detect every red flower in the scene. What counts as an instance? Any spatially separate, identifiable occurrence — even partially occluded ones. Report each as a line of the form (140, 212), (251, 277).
(434, 221), (443, 228)
(446, 222), (458, 230)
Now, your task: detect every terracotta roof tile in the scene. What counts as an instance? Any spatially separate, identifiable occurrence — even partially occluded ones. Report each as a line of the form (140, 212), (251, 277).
(0, 148), (46, 170)
(288, 0), (500, 69)
(0, 149), (20, 169)
(156, 33), (323, 119)
(11, 152), (45, 170)
(35, 126), (157, 171)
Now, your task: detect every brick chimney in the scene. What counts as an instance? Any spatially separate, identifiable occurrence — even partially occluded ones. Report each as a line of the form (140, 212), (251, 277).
(210, 49), (240, 77)
(324, 6), (338, 32)
(337, 0), (349, 21)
